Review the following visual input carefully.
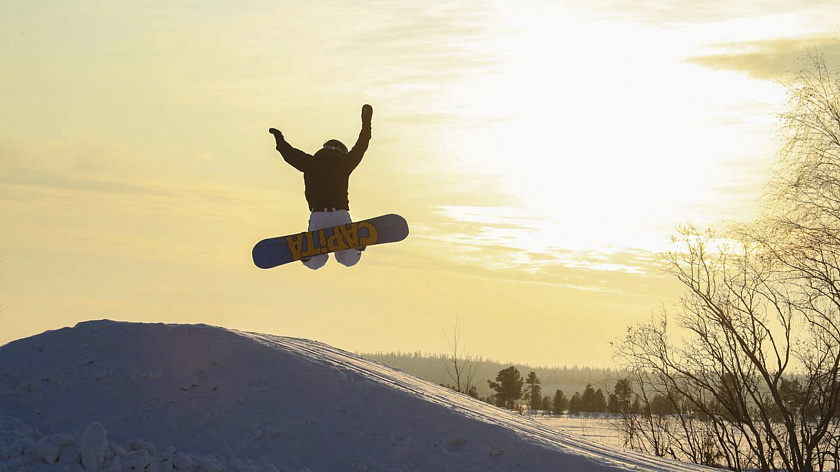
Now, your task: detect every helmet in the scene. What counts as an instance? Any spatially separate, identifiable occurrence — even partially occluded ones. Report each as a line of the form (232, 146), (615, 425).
(322, 139), (348, 155)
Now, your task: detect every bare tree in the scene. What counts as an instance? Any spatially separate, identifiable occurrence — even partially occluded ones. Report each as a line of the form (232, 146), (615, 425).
(618, 230), (799, 471)
(759, 53), (840, 472)
(615, 55), (840, 472)
(441, 317), (479, 397)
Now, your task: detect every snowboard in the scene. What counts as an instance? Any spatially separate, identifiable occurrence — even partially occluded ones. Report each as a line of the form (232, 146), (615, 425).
(252, 214), (409, 269)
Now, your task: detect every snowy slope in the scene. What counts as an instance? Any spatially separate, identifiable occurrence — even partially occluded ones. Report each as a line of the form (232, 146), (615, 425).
(0, 321), (715, 472)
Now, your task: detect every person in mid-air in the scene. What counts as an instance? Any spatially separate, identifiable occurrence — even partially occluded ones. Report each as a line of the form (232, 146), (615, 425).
(269, 104), (373, 270)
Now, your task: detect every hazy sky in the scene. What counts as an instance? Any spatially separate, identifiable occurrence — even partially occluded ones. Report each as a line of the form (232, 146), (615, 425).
(2, 0), (839, 366)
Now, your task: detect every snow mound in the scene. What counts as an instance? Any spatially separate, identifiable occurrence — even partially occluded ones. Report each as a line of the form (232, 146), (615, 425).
(0, 320), (713, 471)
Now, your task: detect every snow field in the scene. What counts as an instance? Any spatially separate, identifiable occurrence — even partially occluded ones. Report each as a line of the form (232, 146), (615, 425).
(0, 320), (716, 472)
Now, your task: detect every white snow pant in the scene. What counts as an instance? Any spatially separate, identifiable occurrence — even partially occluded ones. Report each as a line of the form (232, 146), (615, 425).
(302, 209), (362, 270)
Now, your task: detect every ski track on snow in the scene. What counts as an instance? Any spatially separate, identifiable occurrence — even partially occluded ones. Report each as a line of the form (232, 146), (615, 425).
(246, 332), (710, 472)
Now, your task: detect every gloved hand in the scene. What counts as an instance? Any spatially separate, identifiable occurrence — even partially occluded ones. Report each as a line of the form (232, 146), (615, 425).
(268, 128), (286, 149)
(361, 104), (373, 125)
(269, 127), (285, 143)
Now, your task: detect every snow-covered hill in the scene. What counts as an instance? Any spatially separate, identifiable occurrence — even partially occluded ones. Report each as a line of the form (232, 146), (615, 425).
(0, 321), (714, 471)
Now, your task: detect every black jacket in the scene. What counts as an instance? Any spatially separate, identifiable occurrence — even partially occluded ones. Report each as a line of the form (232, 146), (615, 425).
(277, 125), (371, 211)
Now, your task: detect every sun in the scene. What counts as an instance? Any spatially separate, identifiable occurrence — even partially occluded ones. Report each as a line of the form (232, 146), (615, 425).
(425, 1), (787, 261)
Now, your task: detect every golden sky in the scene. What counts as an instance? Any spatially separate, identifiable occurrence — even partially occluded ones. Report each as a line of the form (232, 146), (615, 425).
(2, 0), (839, 366)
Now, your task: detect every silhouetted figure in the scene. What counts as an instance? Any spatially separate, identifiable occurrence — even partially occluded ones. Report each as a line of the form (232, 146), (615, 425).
(269, 104), (373, 269)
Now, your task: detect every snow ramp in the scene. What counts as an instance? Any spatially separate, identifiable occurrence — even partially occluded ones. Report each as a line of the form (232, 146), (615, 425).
(0, 320), (714, 472)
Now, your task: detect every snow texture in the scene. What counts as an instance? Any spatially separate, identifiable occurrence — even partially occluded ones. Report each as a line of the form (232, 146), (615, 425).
(0, 320), (716, 471)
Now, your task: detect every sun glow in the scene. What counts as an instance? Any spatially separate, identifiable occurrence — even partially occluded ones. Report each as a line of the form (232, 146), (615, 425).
(429, 1), (787, 265)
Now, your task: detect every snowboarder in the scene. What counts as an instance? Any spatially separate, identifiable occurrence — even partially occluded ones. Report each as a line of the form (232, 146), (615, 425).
(268, 104), (373, 270)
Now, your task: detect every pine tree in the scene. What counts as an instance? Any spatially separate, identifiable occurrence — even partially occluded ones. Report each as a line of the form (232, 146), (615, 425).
(581, 384), (597, 412)
(568, 392), (582, 415)
(542, 395), (552, 414)
(593, 388), (607, 413)
(487, 366), (523, 409)
(552, 389), (568, 415)
(612, 379), (633, 414)
(608, 393), (619, 414)
(522, 371), (542, 411)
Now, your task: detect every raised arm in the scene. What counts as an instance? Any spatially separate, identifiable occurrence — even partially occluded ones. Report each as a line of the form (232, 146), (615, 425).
(269, 128), (311, 172)
(344, 104), (373, 172)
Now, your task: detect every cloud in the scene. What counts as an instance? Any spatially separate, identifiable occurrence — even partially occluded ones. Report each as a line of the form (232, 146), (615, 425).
(576, 0), (840, 26)
(418, 205), (664, 281)
(687, 36), (840, 81)
(326, 2), (500, 110)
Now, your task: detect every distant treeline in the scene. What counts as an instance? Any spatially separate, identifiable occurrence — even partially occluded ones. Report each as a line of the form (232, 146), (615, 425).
(360, 350), (622, 398)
